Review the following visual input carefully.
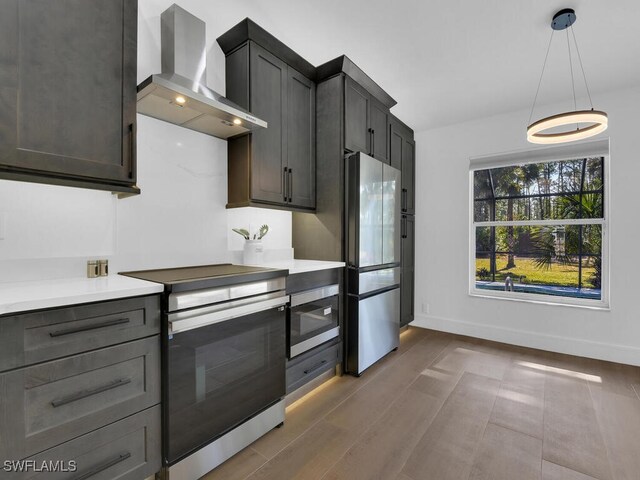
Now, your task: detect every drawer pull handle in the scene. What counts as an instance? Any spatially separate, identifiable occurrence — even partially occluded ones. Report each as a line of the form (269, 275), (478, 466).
(73, 452), (131, 480)
(304, 360), (328, 375)
(49, 318), (130, 337)
(51, 378), (132, 408)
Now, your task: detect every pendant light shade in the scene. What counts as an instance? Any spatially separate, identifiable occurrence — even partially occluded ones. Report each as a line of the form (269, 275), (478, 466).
(527, 110), (608, 144)
(527, 9), (608, 144)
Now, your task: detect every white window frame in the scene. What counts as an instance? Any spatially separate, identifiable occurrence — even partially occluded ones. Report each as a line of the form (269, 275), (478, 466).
(468, 139), (610, 310)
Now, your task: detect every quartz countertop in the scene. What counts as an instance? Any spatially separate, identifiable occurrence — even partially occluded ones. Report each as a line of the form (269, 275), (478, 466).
(0, 275), (164, 316)
(255, 259), (345, 275)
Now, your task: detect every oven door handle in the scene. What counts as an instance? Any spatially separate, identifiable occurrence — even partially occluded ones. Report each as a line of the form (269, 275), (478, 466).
(168, 295), (289, 335)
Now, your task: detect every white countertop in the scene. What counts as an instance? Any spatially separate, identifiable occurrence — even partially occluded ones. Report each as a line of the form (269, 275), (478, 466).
(258, 259), (346, 275)
(0, 260), (344, 316)
(0, 275), (164, 316)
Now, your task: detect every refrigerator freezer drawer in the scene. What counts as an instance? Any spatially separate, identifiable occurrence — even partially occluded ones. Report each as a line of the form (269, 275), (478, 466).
(357, 288), (400, 374)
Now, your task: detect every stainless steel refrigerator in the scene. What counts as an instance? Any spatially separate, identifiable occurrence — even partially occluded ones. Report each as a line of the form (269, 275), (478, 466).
(345, 152), (401, 375)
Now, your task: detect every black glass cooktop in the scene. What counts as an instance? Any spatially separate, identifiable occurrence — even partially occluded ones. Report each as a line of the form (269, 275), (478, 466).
(120, 263), (288, 292)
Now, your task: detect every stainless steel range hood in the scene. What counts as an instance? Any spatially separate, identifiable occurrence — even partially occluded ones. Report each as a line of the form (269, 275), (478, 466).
(137, 4), (267, 139)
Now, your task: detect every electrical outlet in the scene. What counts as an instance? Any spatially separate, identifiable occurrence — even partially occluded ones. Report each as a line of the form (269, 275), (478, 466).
(422, 303), (430, 314)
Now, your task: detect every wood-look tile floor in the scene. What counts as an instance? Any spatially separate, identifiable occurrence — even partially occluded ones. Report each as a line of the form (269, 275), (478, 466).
(201, 328), (640, 480)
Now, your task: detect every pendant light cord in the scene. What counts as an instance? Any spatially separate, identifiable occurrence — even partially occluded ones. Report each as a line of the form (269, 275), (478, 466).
(570, 24), (595, 110)
(566, 28), (577, 112)
(528, 30), (555, 126)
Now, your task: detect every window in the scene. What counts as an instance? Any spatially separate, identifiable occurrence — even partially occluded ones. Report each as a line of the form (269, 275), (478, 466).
(470, 151), (608, 307)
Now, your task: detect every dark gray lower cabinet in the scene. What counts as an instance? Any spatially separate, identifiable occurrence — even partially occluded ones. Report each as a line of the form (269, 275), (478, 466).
(401, 214), (415, 327)
(0, 336), (160, 461)
(0, 295), (160, 373)
(286, 340), (342, 394)
(0, 0), (139, 195)
(0, 295), (161, 477)
(21, 406), (161, 480)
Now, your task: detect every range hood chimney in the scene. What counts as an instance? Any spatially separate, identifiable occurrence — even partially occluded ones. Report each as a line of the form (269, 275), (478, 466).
(137, 4), (267, 138)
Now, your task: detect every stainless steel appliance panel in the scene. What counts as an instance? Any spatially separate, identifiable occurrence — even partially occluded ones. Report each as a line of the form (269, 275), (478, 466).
(358, 267), (401, 295)
(358, 154), (383, 267)
(382, 163), (401, 264)
(168, 277), (286, 311)
(357, 289), (400, 374)
(168, 400), (284, 480)
(288, 285), (340, 358)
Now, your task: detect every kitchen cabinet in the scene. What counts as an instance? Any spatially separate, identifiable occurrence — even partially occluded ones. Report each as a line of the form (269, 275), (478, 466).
(402, 137), (416, 215)
(285, 267), (344, 393)
(0, 0), (139, 196)
(401, 214), (415, 327)
(219, 21), (316, 211)
(390, 116), (416, 214)
(0, 294), (161, 478)
(286, 339), (342, 394)
(345, 77), (390, 163)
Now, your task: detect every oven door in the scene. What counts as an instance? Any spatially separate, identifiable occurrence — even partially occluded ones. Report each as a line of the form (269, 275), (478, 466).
(288, 284), (340, 358)
(165, 298), (286, 465)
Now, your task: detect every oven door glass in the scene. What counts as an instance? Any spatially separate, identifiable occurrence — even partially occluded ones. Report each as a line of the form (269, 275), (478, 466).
(289, 295), (339, 357)
(166, 306), (285, 464)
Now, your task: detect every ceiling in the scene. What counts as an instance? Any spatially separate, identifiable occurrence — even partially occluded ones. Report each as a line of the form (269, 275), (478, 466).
(139, 0), (640, 132)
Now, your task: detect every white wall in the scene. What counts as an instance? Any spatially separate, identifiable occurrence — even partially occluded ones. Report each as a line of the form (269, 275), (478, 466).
(0, 1), (295, 282)
(413, 85), (640, 366)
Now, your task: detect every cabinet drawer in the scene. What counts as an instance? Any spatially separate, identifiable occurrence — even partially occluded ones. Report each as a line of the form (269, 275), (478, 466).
(286, 341), (341, 393)
(0, 336), (160, 461)
(17, 406), (161, 480)
(0, 295), (160, 372)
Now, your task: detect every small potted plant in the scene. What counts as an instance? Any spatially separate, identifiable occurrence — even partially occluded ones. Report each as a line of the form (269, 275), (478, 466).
(232, 224), (269, 264)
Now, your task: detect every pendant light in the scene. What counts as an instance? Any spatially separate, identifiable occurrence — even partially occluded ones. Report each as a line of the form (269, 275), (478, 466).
(527, 9), (608, 144)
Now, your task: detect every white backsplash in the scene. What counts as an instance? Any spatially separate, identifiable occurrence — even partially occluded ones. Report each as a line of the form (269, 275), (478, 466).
(0, 115), (293, 283)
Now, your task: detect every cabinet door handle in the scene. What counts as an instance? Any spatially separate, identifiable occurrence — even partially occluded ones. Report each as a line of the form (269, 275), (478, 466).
(51, 378), (132, 408)
(371, 128), (376, 156)
(72, 452), (131, 480)
(402, 216), (407, 239)
(304, 359), (328, 375)
(402, 188), (407, 212)
(283, 167), (288, 202)
(129, 123), (136, 179)
(288, 168), (293, 203)
(49, 318), (130, 337)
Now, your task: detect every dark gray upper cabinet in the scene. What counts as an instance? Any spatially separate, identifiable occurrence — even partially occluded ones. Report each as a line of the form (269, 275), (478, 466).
(390, 121), (404, 171)
(220, 20), (316, 212)
(287, 69), (316, 209)
(344, 77), (390, 163)
(402, 138), (416, 215)
(401, 214), (415, 327)
(0, 0), (139, 196)
(344, 78), (370, 155)
(370, 99), (390, 164)
(249, 43), (288, 205)
(390, 116), (415, 215)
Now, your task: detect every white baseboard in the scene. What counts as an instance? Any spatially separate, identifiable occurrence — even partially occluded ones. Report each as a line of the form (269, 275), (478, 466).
(411, 313), (640, 367)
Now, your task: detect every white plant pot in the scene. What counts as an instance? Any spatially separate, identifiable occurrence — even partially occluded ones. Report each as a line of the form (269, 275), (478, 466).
(243, 240), (264, 265)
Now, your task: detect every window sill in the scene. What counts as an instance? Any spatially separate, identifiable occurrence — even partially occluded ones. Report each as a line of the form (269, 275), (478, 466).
(469, 289), (610, 311)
